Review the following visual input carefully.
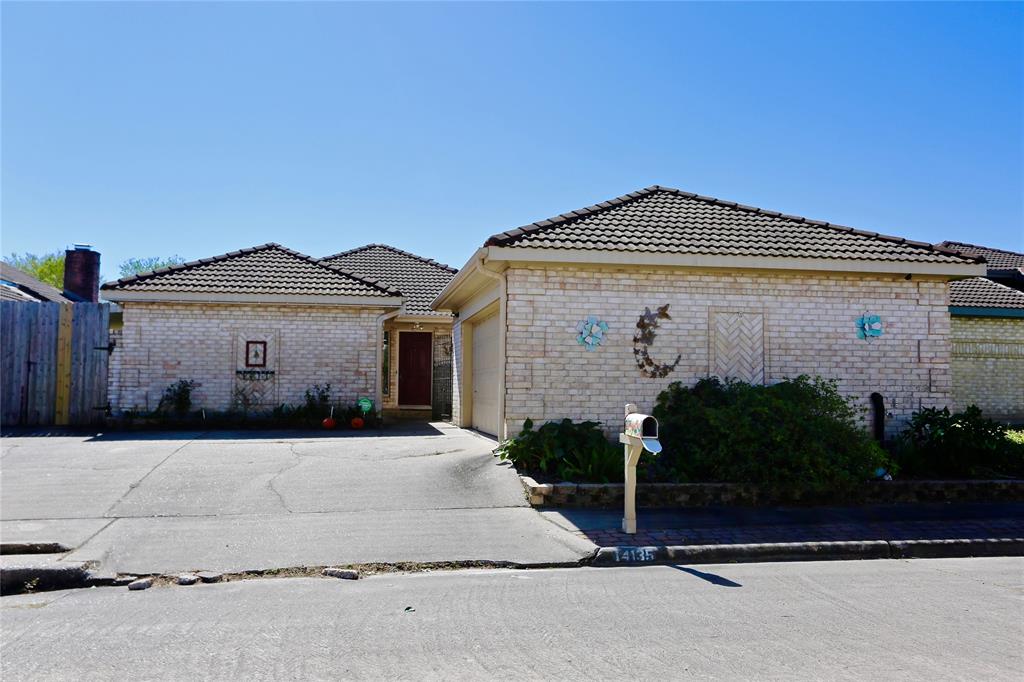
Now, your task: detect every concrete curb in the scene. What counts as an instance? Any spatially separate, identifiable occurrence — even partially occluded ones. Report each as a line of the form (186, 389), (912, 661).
(591, 538), (1024, 567)
(0, 562), (91, 595)
(0, 541), (72, 555)
(890, 538), (1024, 559)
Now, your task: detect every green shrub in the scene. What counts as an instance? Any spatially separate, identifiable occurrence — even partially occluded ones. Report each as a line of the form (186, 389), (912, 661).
(892, 406), (1024, 479)
(651, 376), (891, 498)
(1007, 430), (1024, 446)
(495, 418), (622, 483)
(157, 379), (197, 417)
(302, 383), (332, 418)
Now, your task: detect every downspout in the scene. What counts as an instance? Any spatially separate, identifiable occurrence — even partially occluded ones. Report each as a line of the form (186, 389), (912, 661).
(477, 253), (508, 440)
(375, 308), (401, 417)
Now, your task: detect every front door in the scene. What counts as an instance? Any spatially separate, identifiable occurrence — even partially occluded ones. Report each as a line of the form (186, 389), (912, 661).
(398, 332), (432, 406)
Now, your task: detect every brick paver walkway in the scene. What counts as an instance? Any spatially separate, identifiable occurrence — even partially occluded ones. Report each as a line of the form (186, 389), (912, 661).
(576, 517), (1024, 547)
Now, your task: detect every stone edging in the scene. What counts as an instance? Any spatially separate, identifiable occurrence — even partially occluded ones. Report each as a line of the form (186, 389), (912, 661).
(519, 476), (1024, 508)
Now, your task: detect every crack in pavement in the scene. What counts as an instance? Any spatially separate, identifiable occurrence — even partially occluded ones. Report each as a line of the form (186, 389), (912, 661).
(100, 435), (204, 517)
(264, 445), (304, 513)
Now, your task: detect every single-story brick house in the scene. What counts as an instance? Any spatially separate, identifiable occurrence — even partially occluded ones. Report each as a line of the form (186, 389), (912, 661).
(942, 243), (1024, 423)
(432, 185), (986, 439)
(102, 243), (456, 418)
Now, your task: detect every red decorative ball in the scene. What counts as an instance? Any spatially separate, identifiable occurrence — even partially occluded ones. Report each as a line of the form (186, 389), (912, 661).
(350, 416), (365, 429)
(322, 417), (337, 430)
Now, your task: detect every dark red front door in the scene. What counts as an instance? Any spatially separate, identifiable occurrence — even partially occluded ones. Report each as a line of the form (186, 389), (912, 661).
(398, 332), (432, 406)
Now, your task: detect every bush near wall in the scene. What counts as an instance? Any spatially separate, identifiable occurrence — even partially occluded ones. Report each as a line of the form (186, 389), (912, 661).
(892, 406), (1024, 479)
(495, 419), (622, 483)
(500, 375), (893, 497)
(651, 376), (892, 499)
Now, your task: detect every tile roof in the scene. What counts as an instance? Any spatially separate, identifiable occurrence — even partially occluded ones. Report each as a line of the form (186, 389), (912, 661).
(101, 243), (401, 298)
(320, 244), (456, 316)
(938, 241), (1024, 272)
(485, 186), (981, 265)
(949, 277), (1024, 310)
(0, 262), (76, 303)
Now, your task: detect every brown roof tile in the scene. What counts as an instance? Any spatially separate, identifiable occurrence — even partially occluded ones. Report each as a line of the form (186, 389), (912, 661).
(485, 186), (982, 265)
(320, 244), (456, 316)
(938, 241), (1024, 271)
(101, 243), (400, 298)
(949, 277), (1024, 310)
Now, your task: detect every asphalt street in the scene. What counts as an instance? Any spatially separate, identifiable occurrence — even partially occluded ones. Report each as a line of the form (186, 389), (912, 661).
(2, 558), (1021, 681)
(0, 426), (595, 574)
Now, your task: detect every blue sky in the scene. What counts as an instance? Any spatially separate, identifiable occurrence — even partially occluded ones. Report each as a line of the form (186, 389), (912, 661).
(3, 1), (1022, 282)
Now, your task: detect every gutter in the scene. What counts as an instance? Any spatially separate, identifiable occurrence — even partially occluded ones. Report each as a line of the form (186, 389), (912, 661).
(949, 306), (1024, 319)
(431, 247), (486, 311)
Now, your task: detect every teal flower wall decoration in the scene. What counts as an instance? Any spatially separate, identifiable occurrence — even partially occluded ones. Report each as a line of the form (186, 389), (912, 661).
(856, 314), (883, 339)
(576, 316), (609, 351)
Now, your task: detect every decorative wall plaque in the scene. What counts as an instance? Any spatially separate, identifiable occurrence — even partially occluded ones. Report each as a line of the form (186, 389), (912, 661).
(633, 304), (681, 378)
(576, 316), (609, 351)
(245, 340), (267, 367)
(856, 314), (883, 340)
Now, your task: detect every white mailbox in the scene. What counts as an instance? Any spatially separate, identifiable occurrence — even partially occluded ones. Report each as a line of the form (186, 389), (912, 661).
(619, 403), (662, 534)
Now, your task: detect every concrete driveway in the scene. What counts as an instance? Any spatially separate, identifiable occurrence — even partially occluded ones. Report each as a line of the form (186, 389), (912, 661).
(0, 424), (595, 574)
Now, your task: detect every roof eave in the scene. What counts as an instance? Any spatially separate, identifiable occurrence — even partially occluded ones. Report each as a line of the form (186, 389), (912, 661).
(949, 306), (1024, 318)
(484, 246), (987, 278)
(103, 290), (405, 307)
(431, 248), (491, 311)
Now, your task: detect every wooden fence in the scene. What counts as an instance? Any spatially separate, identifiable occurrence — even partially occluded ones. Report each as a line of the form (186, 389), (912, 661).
(1, 301), (110, 426)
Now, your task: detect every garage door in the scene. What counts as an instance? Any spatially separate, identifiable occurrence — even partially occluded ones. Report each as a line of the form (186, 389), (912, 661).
(471, 312), (500, 436)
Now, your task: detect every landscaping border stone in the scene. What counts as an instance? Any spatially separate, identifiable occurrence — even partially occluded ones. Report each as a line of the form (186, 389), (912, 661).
(520, 476), (1024, 508)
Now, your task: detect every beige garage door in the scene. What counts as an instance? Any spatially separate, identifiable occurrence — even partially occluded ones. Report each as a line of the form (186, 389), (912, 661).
(471, 312), (500, 436)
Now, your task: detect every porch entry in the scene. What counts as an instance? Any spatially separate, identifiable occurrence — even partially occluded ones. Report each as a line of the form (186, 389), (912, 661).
(398, 331), (432, 406)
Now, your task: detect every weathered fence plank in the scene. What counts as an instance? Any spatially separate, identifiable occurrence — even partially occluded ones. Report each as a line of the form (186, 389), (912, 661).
(1, 301), (109, 426)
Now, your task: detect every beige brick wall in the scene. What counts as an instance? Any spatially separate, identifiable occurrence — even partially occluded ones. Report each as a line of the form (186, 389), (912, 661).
(951, 316), (1024, 422)
(498, 265), (954, 439)
(110, 302), (388, 412)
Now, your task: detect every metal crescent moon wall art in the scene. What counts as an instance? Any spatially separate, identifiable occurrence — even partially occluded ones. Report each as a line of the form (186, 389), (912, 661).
(632, 304), (682, 378)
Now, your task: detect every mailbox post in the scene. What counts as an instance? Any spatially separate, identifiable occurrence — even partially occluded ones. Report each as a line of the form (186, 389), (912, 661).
(619, 403), (661, 534)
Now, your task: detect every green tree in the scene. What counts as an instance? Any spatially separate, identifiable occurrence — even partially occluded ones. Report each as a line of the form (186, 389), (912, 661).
(118, 256), (186, 278)
(3, 251), (65, 288)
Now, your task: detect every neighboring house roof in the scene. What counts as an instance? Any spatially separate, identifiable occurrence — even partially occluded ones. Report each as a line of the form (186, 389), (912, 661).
(101, 243), (403, 304)
(0, 262), (75, 303)
(320, 244), (456, 317)
(939, 241), (1024, 271)
(485, 186), (981, 266)
(949, 277), (1024, 316)
(0, 282), (42, 302)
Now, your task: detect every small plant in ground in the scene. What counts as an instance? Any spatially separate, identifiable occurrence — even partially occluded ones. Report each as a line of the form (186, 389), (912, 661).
(302, 383), (332, 419)
(495, 418), (622, 483)
(157, 379), (197, 417)
(892, 406), (1024, 479)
